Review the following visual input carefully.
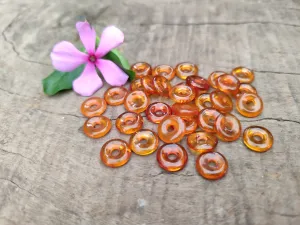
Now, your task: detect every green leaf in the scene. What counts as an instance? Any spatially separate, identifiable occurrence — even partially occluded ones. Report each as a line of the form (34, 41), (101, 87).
(42, 64), (85, 96)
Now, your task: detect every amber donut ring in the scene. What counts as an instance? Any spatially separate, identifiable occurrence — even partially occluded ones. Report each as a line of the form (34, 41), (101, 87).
(243, 126), (273, 152)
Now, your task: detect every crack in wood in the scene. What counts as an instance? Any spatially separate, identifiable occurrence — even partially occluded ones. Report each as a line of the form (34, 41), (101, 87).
(0, 177), (38, 198)
(0, 148), (35, 163)
(240, 117), (300, 125)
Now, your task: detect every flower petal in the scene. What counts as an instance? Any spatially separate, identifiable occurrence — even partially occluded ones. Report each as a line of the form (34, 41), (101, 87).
(51, 41), (88, 72)
(76, 21), (97, 54)
(96, 59), (128, 86)
(73, 62), (103, 96)
(95, 26), (124, 57)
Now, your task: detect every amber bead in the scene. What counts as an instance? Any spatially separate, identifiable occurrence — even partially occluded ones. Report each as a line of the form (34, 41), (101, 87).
(104, 86), (128, 106)
(169, 83), (196, 103)
(186, 75), (210, 95)
(100, 139), (131, 168)
(130, 78), (144, 91)
(187, 131), (218, 154)
(232, 66), (254, 84)
(238, 83), (257, 95)
(210, 90), (233, 113)
(153, 64), (175, 80)
(153, 75), (171, 97)
(157, 143), (188, 172)
(124, 90), (150, 113)
(171, 103), (199, 120)
(197, 108), (221, 133)
(158, 115), (186, 143)
(175, 62), (198, 80)
(196, 152), (228, 180)
(236, 93), (263, 118)
(81, 97), (107, 118)
(195, 93), (212, 111)
(208, 71), (226, 89)
(146, 102), (172, 124)
(129, 129), (159, 155)
(83, 116), (111, 138)
(216, 74), (240, 96)
(182, 118), (198, 135)
(131, 62), (152, 78)
(116, 112), (143, 134)
(141, 75), (157, 95)
(215, 113), (241, 142)
(243, 126), (273, 152)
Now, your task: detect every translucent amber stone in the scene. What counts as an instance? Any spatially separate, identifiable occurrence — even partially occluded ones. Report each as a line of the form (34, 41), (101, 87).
(141, 75), (157, 95)
(197, 108), (221, 133)
(156, 143), (188, 172)
(196, 152), (228, 180)
(243, 126), (273, 152)
(187, 131), (218, 154)
(153, 64), (175, 80)
(232, 66), (254, 83)
(171, 103), (199, 120)
(81, 97), (107, 118)
(175, 62), (198, 80)
(153, 75), (171, 97)
(83, 116), (111, 138)
(215, 113), (241, 142)
(158, 115), (186, 143)
(208, 71), (226, 89)
(210, 90), (233, 113)
(100, 139), (131, 168)
(131, 62), (152, 78)
(195, 93), (212, 111)
(182, 118), (198, 135)
(169, 83), (196, 103)
(116, 112), (143, 134)
(238, 83), (257, 95)
(186, 75), (210, 95)
(130, 78), (144, 91)
(216, 74), (240, 96)
(129, 129), (159, 155)
(124, 90), (150, 113)
(104, 86), (128, 106)
(236, 93), (263, 118)
(146, 102), (172, 124)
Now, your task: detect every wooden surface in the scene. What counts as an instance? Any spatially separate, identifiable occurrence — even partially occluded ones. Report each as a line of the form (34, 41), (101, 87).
(0, 0), (300, 224)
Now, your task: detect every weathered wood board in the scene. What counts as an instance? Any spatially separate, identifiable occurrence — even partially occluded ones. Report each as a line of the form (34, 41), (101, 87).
(0, 0), (300, 224)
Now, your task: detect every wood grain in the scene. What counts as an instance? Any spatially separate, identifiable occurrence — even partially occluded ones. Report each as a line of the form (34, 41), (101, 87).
(0, 0), (300, 224)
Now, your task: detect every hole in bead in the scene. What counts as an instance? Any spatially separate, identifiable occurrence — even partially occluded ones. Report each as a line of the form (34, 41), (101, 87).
(111, 149), (121, 157)
(251, 133), (264, 143)
(208, 160), (217, 169)
(167, 125), (175, 132)
(111, 92), (122, 99)
(204, 101), (212, 107)
(90, 104), (98, 110)
(168, 153), (178, 161)
(245, 99), (255, 108)
(139, 138), (148, 145)
(93, 124), (102, 129)
(180, 65), (193, 73)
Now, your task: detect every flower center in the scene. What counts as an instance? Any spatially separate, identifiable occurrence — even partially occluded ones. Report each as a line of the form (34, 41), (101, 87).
(89, 55), (97, 63)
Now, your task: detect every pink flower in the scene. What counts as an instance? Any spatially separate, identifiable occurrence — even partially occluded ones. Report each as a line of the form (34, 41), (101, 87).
(50, 21), (128, 96)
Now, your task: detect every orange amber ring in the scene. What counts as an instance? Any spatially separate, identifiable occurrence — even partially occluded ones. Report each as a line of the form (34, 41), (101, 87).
(141, 75), (157, 95)
(171, 103), (199, 120)
(146, 102), (172, 124)
(238, 83), (257, 95)
(83, 116), (112, 138)
(100, 139), (131, 168)
(232, 66), (254, 83)
(116, 112), (143, 134)
(153, 64), (175, 80)
(104, 86), (128, 106)
(243, 126), (273, 152)
(208, 71), (226, 89)
(81, 97), (107, 118)
(124, 90), (150, 113)
(216, 74), (240, 96)
(169, 83), (196, 103)
(186, 75), (210, 95)
(157, 143), (188, 172)
(131, 62), (152, 78)
(130, 78), (144, 91)
(187, 131), (218, 154)
(215, 113), (241, 142)
(182, 117), (198, 135)
(153, 75), (171, 97)
(175, 62), (198, 80)
(196, 152), (228, 180)
(129, 129), (159, 155)
(236, 93), (263, 118)
(197, 108), (221, 133)
(158, 115), (186, 143)
(195, 93), (212, 111)
(210, 90), (233, 113)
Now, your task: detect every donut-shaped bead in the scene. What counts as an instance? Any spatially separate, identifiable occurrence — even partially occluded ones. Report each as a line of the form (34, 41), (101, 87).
(129, 129), (159, 155)
(124, 90), (150, 113)
(81, 97), (107, 118)
(175, 62), (198, 80)
(187, 131), (218, 154)
(153, 75), (171, 97)
(146, 102), (172, 124)
(130, 78), (144, 91)
(141, 75), (157, 95)
(116, 112), (143, 134)
(210, 90), (233, 113)
(215, 113), (241, 142)
(186, 75), (210, 95)
(231, 66), (254, 83)
(197, 108), (221, 133)
(195, 93), (212, 111)
(216, 74), (240, 96)
(171, 103), (199, 120)
(158, 115), (186, 143)
(243, 126), (273, 152)
(153, 64), (175, 80)
(83, 116), (111, 138)
(104, 87), (128, 106)
(236, 93), (263, 118)
(169, 83), (196, 103)
(131, 62), (152, 78)
(208, 71), (227, 89)
(182, 118), (198, 135)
